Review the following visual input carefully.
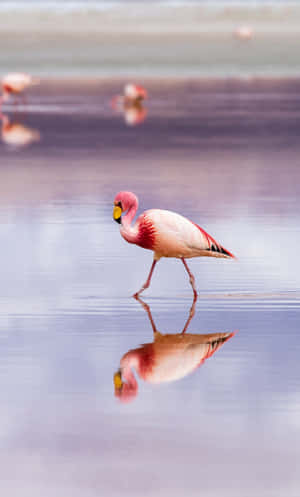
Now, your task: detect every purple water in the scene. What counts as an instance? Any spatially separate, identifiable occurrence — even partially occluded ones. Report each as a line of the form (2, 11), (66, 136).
(0, 79), (299, 496)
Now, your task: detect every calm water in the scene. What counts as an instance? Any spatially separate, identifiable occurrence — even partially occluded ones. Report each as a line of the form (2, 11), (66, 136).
(0, 79), (300, 496)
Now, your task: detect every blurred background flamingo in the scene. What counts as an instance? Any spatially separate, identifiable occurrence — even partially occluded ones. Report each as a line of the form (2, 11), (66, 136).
(234, 25), (253, 41)
(0, 72), (39, 106)
(111, 83), (148, 126)
(114, 295), (235, 403)
(111, 83), (148, 108)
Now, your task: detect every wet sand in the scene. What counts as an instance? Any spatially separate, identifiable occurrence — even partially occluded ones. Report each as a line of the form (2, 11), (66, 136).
(0, 78), (299, 496)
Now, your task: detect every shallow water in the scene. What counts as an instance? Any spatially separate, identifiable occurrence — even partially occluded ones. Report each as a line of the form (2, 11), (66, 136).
(0, 79), (300, 496)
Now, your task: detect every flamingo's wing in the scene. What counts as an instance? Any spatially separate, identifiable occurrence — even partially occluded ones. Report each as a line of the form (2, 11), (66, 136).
(192, 223), (235, 258)
(144, 209), (234, 259)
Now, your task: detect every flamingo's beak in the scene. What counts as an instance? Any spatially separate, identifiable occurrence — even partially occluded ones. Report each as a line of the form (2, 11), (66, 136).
(114, 370), (123, 392)
(113, 205), (122, 224)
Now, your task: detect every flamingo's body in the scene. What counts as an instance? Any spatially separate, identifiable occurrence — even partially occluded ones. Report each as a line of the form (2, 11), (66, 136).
(1, 72), (39, 104)
(1, 114), (40, 147)
(120, 330), (234, 385)
(113, 191), (235, 296)
(114, 297), (235, 402)
(124, 83), (147, 103)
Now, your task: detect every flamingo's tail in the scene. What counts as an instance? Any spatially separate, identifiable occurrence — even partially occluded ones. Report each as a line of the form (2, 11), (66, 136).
(206, 331), (236, 358)
(212, 243), (236, 259)
(193, 222), (236, 259)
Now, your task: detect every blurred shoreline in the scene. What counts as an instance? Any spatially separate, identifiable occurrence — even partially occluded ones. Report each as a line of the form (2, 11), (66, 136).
(1, 2), (300, 77)
(25, 76), (300, 92)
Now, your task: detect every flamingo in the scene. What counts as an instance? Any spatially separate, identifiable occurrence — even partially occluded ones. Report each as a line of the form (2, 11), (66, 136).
(111, 95), (147, 126)
(0, 112), (40, 148)
(234, 26), (253, 41)
(0, 73), (39, 105)
(114, 295), (235, 403)
(111, 83), (148, 109)
(113, 191), (235, 297)
(124, 83), (147, 102)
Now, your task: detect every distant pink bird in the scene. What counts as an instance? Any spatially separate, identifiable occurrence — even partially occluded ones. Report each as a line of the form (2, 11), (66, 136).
(111, 83), (148, 109)
(113, 191), (235, 297)
(124, 83), (147, 102)
(234, 25), (253, 41)
(1, 72), (39, 105)
(114, 296), (235, 403)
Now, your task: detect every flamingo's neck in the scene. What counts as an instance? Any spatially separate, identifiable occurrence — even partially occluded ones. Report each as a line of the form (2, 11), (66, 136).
(121, 352), (139, 391)
(120, 198), (139, 243)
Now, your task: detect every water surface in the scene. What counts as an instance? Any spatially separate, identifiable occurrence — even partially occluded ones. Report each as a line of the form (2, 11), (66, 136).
(0, 79), (299, 496)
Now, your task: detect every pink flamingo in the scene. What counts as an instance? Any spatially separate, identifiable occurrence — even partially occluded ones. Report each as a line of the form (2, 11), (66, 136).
(123, 83), (147, 103)
(113, 191), (235, 297)
(234, 25), (253, 41)
(111, 83), (148, 109)
(0, 72), (39, 105)
(114, 295), (235, 403)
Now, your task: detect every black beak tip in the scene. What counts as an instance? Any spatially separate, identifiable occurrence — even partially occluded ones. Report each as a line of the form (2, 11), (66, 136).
(114, 216), (121, 224)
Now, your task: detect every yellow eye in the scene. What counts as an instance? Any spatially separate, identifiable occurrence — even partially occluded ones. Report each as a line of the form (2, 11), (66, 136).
(113, 205), (122, 220)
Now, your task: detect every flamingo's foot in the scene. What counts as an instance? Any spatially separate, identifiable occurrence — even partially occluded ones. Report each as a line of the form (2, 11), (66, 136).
(133, 286), (146, 299)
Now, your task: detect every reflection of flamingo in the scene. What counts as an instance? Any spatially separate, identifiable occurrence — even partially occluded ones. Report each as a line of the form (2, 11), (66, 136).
(111, 98), (147, 126)
(0, 113), (40, 148)
(1, 73), (39, 105)
(114, 295), (235, 403)
(123, 102), (147, 126)
(113, 191), (235, 297)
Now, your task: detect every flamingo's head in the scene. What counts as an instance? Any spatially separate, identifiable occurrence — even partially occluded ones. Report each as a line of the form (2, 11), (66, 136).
(113, 369), (138, 403)
(124, 83), (147, 101)
(113, 191), (138, 224)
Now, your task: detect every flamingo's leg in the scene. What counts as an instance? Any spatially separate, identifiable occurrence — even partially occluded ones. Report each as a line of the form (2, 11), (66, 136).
(134, 259), (158, 297)
(181, 258), (198, 298)
(134, 295), (158, 334)
(181, 292), (197, 334)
